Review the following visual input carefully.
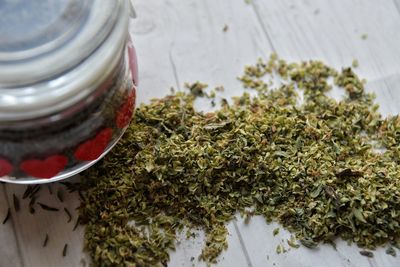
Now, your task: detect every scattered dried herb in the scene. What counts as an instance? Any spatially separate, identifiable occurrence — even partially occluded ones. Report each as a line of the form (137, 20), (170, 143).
(38, 202), (59, 212)
(184, 81), (208, 97)
(2, 208), (10, 224)
(352, 59), (359, 68)
(276, 244), (286, 254)
(77, 54), (400, 266)
(287, 236), (300, 249)
(13, 194), (19, 212)
(386, 246), (397, 257)
(243, 210), (254, 224)
(199, 225), (228, 263)
(273, 228), (280, 236)
(300, 238), (318, 249)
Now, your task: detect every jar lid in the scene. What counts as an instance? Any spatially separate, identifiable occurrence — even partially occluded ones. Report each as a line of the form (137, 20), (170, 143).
(0, 0), (120, 86)
(0, 0), (131, 121)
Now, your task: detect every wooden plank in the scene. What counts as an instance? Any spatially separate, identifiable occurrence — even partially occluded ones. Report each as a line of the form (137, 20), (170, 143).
(3, 182), (89, 267)
(132, 0), (274, 97)
(130, 0), (186, 103)
(2, 0), (400, 266)
(251, 0), (400, 81)
(235, 215), (400, 267)
(0, 184), (23, 267)
(365, 73), (400, 116)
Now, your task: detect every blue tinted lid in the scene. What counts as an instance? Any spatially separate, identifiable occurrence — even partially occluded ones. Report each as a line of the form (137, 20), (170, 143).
(0, 0), (131, 122)
(0, 0), (120, 86)
(0, 0), (89, 55)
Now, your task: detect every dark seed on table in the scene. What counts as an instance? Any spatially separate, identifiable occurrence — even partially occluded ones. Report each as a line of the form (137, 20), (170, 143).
(29, 185), (41, 199)
(57, 189), (64, 203)
(22, 185), (33, 199)
(43, 233), (49, 247)
(13, 194), (20, 212)
(73, 217), (80, 231)
(2, 208), (10, 224)
(38, 202), (59, 212)
(29, 196), (36, 206)
(29, 206), (35, 214)
(360, 251), (374, 258)
(64, 207), (72, 223)
(48, 185), (53, 195)
(62, 243), (68, 257)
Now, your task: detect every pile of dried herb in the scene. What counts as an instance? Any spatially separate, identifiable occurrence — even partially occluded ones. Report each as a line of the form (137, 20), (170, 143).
(78, 54), (400, 266)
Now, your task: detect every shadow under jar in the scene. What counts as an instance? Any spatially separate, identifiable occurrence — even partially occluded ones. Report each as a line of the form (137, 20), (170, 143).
(0, 0), (138, 184)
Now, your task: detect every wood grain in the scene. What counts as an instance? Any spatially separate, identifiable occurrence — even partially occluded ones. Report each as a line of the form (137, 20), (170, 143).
(1, 0), (400, 266)
(251, 0), (400, 81)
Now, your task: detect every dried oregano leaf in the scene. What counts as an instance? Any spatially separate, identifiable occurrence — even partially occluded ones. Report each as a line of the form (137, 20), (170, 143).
(386, 246), (397, 257)
(287, 236), (300, 249)
(78, 55), (400, 266)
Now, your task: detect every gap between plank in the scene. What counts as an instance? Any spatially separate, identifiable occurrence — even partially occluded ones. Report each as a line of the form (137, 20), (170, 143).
(233, 221), (254, 267)
(393, 0), (400, 15)
(249, 0), (277, 53)
(168, 49), (181, 91)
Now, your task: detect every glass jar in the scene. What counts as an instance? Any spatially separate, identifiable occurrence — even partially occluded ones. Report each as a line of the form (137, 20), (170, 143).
(0, 0), (138, 184)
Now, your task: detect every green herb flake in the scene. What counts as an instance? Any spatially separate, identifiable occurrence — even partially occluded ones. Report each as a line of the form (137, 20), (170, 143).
(361, 33), (368, 40)
(276, 244), (283, 254)
(300, 238), (318, 249)
(386, 247), (396, 257)
(352, 59), (359, 68)
(359, 250), (374, 258)
(287, 236), (300, 249)
(273, 228), (280, 236)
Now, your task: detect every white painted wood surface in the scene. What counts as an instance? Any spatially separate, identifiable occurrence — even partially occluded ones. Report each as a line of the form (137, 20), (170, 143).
(1, 0), (400, 266)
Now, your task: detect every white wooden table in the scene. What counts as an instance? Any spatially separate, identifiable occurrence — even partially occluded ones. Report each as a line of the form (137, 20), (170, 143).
(2, 0), (400, 266)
